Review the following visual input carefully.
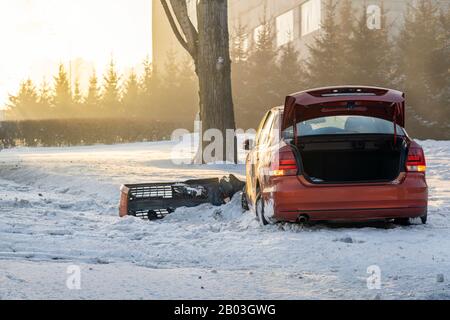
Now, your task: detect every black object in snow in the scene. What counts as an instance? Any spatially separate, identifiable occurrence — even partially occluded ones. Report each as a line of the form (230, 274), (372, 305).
(121, 175), (246, 221)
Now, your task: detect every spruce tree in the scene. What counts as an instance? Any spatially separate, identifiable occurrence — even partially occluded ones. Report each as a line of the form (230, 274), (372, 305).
(231, 20), (249, 63)
(139, 56), (157, 117)
(243, 14), (279, 126)
(176, 56), (199, 122)
(337, 0), (355, 85)
(396, 0), (447, 121)
(122, 70), (140, 118)
(7, 79), (40, 119)
(163, 49), (180, 87)
(73, 79), (83, 105)
(277, 42), (306, 97)
(231, 21), (251, 128)
(101, 59), (121, 116)
(38, 80), (53, 119)
(305, 0), (343, 87)
(346, 1), (394, 87)
(53, 63), (72, 116)
(439, 6), (450, 120)
(140, 57), (152, 100)
(339, 0), (354, 37)
(158, 49), (181, 121)
(138, 57), (159, 118)
(70, 79), (83, 118)
(85, 70), (100, 114)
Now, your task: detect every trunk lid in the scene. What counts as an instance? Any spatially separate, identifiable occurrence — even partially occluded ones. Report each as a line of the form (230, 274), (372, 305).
(282, 86), (406, 131)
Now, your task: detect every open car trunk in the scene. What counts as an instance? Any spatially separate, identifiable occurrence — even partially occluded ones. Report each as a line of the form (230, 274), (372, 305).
(297, 135), (407, 184)
(282, 87), (409, 184)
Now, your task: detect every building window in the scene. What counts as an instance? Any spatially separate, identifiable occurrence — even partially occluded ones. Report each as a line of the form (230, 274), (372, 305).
(301, 0), (321, 36)
(276, 10), (294, 47)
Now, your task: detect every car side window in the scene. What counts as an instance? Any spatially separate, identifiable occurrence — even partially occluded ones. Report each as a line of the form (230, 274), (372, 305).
(267, 113), (280, 146)
(255, 111), (271, 146)
(259, 112), (275, 146)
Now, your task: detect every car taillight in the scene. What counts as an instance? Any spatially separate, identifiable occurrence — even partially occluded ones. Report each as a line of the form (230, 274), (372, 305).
(270, 146), (298, 176)
(406, 144), (426, 173)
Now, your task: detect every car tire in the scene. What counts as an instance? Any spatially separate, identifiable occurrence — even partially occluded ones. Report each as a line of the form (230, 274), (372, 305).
(256, 193), (269, 226)
(420, 214), (428, 225)
(241, 189), (250, 212)
(395, 215), (428, 226)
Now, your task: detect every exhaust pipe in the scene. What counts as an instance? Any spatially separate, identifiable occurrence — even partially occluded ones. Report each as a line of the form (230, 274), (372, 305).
(298, 214), (309, 224)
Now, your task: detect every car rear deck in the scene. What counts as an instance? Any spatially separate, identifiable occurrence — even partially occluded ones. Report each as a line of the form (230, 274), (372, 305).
(267, 173), (428, 222)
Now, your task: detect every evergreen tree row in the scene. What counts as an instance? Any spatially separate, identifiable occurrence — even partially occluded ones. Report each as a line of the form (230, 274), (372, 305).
(5, 0), (449, 134)
(231, 0), (449, 129)
(6, 55), (198, 123)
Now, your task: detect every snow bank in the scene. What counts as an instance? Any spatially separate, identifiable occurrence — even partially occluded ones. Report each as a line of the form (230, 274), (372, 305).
(0, 139), (449, 299)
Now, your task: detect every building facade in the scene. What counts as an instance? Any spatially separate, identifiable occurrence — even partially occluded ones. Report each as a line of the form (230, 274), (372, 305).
(152, 0), (448, 70)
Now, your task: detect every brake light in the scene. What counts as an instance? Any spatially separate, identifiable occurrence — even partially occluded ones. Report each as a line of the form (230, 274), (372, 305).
(270, 146), (298, 176)
(406, 144), (426, 173)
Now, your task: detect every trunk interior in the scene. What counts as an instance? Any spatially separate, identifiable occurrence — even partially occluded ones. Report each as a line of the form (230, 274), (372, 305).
(297, 135), (407, 184)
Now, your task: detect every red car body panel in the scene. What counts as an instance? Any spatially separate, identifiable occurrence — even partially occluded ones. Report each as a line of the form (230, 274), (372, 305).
(265, 173), (427, 222)
(282, 86), (405, 130)
(245, 86), (428, 223)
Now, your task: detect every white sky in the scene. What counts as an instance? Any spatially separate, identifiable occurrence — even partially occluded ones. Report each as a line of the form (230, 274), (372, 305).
(0, 0), (152, 108)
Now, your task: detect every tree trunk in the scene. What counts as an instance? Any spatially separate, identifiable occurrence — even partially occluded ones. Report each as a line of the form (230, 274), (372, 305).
(196, 0), (237, 164)
(161, 0), (237, 163)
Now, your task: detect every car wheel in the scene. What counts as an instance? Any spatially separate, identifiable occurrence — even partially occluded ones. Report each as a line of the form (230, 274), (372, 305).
(394, 215), (428, 226)
(241, 188), (250, 212)
(256, 193), (269, 226)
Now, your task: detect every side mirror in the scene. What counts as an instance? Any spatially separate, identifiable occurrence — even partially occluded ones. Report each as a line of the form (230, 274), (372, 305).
(243, 139), (252, 151)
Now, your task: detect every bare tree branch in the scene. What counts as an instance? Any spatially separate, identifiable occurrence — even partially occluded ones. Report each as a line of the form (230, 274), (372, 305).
(160, 0), (190, 53)
(165, 0), (198, 59)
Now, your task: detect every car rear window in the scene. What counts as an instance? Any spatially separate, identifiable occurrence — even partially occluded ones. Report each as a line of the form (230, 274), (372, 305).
(284, 116), (405, 137)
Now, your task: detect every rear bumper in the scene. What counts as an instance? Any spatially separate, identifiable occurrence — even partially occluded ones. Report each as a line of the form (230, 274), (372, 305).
(277, 207), (427, 222)
(263, 173), (428, 222)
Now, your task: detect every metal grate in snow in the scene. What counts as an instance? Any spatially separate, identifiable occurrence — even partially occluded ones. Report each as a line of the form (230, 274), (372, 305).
(130, 185), (173, 200)
(134, 209), (172, 221)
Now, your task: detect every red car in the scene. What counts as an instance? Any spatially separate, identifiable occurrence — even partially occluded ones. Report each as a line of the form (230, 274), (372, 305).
(242, 86), (428, 225)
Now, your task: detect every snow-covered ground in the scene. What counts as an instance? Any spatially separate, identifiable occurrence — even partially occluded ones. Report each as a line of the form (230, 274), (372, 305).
(0, 139), (449, 300)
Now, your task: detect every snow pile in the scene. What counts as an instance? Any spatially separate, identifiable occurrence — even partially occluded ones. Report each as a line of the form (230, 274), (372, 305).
(0, 139), (449, 299)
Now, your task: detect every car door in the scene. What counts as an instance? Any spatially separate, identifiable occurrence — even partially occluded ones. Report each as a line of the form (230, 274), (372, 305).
(260, 112), (281, 188)
(246, 111), (272, 204)
(253, 112), (275, 199)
